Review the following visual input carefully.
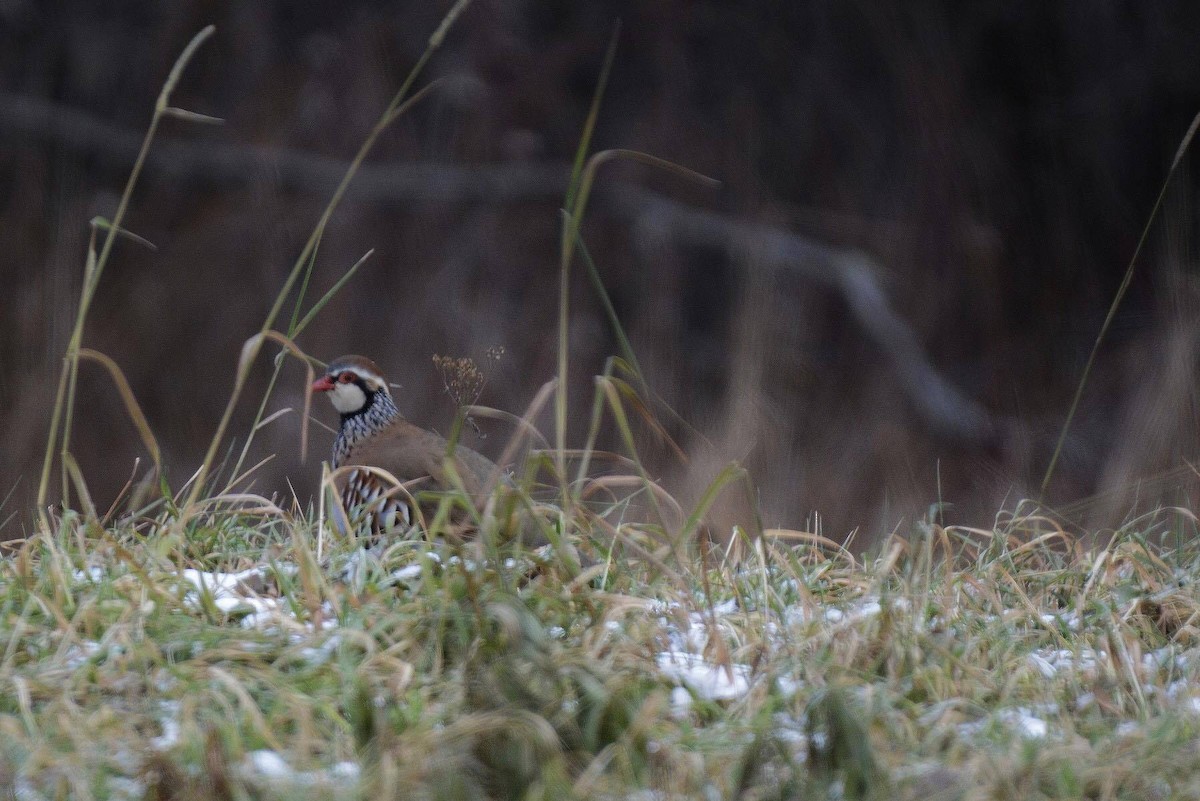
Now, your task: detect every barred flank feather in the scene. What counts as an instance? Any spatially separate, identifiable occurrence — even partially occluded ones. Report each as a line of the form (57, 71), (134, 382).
(344, 467), (413, 541)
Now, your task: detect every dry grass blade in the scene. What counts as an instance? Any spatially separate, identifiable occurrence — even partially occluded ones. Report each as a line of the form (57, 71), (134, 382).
(582, 474), (685, 523)
(763, 528), (859, 565)
(36, 25), (215, 514)
(293, 249), (374, 335)
(77, 348), (162, 472)
(1042, 110), (1200, 497)
(565, 21), (621, 212)
(253, 407), (294, 431)
(189, 493), (287, 516)
(239, 331), (315, 462)
(597, 376), (672, 530)
(490, 379), (559, 487)
(62, 454), (97, 523)
(462, 404), (554, 453)
(88, 216), (158, 250)
(223, 454), (276, 495)
(556, 28), (622, 491)
(680, 462), (748, 543)
(161, 106), (224, 125)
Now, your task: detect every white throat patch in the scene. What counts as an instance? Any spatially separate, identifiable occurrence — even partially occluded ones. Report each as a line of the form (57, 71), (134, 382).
(329, 381), (368, 414)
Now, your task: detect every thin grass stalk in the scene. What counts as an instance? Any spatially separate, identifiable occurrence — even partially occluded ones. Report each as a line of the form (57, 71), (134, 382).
(597, 377), (669, 532)
(293, 248), (374, 336)
(287, 229), (323, 334)
(223, 232), (326, 484)
(55, 226), (98, 502)
(37, 26), (216, 515)
(556, 25), (621, 498)
(183, 7), (468, 516)
(577, 223), (704, 455)
(1041, 111), (1200, 497)
(575, 358), (617, 495)
(560, 150), (714, 491)
(564, 23), (621, 217)
(556, 27), (711, 509)
(573, 228), (646, 387)
(680, 462), (748, 544)
(225, 247), (373, 491)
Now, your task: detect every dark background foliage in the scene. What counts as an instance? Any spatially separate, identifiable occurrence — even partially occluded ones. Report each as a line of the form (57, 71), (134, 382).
(4, 1), (1200, 541)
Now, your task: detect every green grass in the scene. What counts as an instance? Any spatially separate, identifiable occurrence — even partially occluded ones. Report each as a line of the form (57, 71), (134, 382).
(6, 501), (1200, 799)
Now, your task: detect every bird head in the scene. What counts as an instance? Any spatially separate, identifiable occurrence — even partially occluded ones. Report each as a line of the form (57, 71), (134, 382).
(311, 355), (390, 415)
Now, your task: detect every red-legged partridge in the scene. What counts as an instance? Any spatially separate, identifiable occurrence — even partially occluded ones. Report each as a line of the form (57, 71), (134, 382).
(311, 355), (498, 541)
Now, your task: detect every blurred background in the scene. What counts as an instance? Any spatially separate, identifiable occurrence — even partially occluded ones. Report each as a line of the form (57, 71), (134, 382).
(5, 1), (1200, 543)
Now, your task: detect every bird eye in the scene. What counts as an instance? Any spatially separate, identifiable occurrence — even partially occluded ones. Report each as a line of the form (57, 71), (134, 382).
(338, 372), (355, 384)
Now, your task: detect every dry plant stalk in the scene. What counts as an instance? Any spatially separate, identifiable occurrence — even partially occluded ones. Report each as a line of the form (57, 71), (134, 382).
(433, 346), (504, 437)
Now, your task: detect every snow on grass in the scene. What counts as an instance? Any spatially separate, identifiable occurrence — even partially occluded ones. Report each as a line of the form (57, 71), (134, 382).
(240, 749), (360, 789)
(657, 651), (752, 705)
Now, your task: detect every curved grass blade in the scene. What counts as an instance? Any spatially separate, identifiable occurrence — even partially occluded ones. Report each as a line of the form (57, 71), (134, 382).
(37, 25), (215, 515)
(77, 348), (162, 472)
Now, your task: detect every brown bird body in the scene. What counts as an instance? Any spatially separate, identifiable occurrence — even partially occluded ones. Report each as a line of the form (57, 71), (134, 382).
(338, 417), (497, 499)
(312, 355), (498, 539)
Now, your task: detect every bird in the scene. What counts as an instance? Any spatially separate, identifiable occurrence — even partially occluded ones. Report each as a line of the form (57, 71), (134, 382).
(310, 354), (500, 542)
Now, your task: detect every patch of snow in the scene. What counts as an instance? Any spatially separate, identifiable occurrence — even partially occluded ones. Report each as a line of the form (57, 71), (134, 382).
(857, 600), (882, 617)
(1163, 680), (1200, 714)
(151, 701), (182, 750)
(670, 686), (693, 712)
(775, 674), (804, 697)
(298, 632), (342, 665)
(959, 707), (1050, 740)
(1145, 646), (1187, 672)
(106, 776), (145, 801)
(13, 775), (47, 801)
(392, 564), (423, 581)
(246, 750), (291, 777)
(710, 599), (739, 616)
(773, 713), (808, 747)
(1000, 709), (1049, 739)
(1027, 652), (1057, 678)
(787, 595), (910, 627)
(1039, 611), (1081, 631)
(175, 567), (336, 634)
(1116, 721), (1140, 737)
(72, 566), (107, 584)
(239, 750), (360, 787)
(61, 640), (103, 669)
(657, 651), (751, 701)
(1027, 647), (1106, 677)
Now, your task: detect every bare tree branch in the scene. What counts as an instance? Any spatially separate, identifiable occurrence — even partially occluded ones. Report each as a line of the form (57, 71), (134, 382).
(622, 186), (999, 442)
(0, 90), (565, 201)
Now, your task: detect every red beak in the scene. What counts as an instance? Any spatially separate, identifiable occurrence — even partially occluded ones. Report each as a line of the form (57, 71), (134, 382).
(311, 375), (335, 392)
